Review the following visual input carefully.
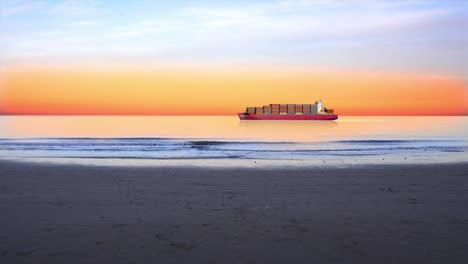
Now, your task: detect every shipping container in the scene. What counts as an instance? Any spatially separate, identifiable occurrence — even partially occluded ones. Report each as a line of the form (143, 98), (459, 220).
(280, 104), (288, 114)
(287, 104), (295, 114)
(246, 107), (256, 114)
(263, 105), (272, 114)
(256, 107), (264, 114)
(303, 104), (311, 114)
(310, 104), (318, 114)
(295, 104), (303, 114)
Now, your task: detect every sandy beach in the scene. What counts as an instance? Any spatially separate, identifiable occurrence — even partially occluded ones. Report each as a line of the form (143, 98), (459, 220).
(0, 160), (467, 263)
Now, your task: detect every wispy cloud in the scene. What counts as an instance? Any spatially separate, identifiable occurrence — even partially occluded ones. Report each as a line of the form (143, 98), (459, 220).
(110, 20), (184, 38)
(0, 0), (39, 16)
(48, 0), (98, 16)
(66, 19), (97, 27)
(105, 1), (451, 41)
(1, 0), (467, 79)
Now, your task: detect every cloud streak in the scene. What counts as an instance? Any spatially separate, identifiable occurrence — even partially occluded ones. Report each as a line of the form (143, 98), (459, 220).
(0, 0), (39, 16)
(1, 0), (467, 79)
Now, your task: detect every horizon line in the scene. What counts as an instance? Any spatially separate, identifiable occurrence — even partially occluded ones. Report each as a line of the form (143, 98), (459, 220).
(1, 114), (467, 117)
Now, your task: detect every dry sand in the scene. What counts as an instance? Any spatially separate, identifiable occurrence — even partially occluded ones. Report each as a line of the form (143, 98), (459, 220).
(0, 160), (467, 264)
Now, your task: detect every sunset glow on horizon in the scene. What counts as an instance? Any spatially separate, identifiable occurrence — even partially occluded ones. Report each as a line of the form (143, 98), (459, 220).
(1, 66), (466, 116)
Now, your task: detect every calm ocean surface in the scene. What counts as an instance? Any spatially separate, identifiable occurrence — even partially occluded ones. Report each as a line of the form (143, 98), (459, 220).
(0, 116), (466, 166)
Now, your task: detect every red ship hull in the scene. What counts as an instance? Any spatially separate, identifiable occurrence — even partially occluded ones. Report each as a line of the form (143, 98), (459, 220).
(238, 113), (338, 120)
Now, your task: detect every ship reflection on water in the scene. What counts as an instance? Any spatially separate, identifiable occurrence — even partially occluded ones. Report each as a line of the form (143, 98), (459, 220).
(238, 120), (338, 141)
(0, 115), (466, 142)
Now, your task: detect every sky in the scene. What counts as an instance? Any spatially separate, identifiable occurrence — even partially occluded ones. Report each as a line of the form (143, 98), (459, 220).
(0, 0), (467, 115)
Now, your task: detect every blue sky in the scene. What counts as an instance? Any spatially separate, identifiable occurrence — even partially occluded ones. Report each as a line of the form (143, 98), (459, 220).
(1, 0), (467, 79)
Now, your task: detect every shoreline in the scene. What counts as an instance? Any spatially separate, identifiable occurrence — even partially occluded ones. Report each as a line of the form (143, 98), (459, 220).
(1, 160), (468, 263)
(2, 156), (467, 169)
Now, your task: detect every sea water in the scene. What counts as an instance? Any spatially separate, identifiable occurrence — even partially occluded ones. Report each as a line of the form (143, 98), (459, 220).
(0, 116), (466, 167)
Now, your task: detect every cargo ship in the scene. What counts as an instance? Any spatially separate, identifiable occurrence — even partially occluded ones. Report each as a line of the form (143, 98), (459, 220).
(238, 100), (338, 120)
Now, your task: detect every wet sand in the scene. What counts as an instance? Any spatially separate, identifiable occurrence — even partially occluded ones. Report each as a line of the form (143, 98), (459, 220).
(0, 160), (467, 263)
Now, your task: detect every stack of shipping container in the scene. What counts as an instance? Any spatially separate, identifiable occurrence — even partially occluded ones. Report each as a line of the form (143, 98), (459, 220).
(246, 103), (320, 115)
(280, 104), (287, 114)
(271, 104), (280, 114)
(303, 104), (311, 114)
(295, 104), (303, 114)
(287, 104), (295, 114)
(255, 107), (263, 114)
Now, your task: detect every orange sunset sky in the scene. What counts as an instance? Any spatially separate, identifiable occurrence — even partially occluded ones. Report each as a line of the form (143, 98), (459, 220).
(1, 66), (466, 116)
(1, 1), (467, 116)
